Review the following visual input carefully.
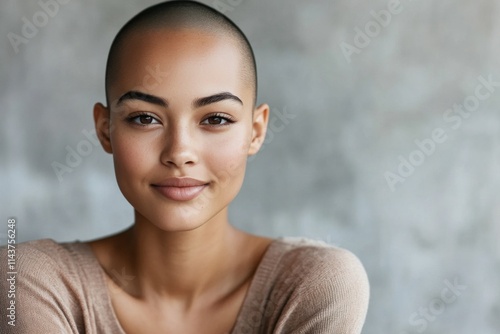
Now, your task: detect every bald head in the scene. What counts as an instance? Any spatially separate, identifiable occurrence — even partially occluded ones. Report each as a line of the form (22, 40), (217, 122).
(105, 0), (257, 107)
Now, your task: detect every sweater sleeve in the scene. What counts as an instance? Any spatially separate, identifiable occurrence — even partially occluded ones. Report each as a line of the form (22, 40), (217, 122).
(0, 241), (84, 334)
(272, 246), (370, 334)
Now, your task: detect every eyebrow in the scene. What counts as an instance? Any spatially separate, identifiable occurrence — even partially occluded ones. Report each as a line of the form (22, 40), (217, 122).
(116, 90), (243, 108)
(193, 92), (243, 108)
(117, 91), (168, 107)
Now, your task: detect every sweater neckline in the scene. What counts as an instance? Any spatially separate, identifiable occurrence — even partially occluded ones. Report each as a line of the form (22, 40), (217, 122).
(74, 237), (287, 333)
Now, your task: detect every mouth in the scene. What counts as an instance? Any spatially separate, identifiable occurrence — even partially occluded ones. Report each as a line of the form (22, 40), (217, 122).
(151, 177), (209, 201)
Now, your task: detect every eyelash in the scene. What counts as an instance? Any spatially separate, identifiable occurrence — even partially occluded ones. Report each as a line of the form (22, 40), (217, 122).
(201, 113), (236, 126)
(125, 112), (236, 127)
(125, 112), (160, 127)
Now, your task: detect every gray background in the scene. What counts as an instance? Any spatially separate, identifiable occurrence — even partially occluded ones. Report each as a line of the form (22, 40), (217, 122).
(2, 0), (499, 333)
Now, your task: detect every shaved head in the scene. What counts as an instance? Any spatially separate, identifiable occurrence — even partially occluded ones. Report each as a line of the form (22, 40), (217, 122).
(105, 0), (257, 107)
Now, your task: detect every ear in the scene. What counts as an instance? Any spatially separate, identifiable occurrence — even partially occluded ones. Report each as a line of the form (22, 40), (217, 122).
(93, 103), (113, 154)
(248, 103), (269, 156)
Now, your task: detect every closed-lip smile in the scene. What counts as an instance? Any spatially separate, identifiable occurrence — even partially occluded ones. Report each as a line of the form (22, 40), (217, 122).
(151, 177), (209, 201)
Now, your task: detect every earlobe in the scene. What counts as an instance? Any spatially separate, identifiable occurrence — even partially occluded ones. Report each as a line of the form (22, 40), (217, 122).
(93, 103), (113, 154)
(248, 103), (269, 156)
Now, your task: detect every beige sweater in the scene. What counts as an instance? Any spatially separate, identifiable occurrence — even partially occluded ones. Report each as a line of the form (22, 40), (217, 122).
(0, 238), (369, 333)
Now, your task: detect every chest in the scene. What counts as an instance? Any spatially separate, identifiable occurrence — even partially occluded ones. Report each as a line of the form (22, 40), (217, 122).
(107, 277), (248, 334)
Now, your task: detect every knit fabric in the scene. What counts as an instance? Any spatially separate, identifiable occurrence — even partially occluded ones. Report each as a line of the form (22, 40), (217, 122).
(0, 238), (369, 333)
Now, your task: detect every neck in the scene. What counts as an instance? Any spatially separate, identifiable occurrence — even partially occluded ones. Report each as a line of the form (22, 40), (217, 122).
(118, 209), (248, 307)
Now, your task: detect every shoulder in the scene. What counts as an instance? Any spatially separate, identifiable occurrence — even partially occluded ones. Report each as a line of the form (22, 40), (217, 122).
(272, 237), (369, 288)
(0, 239), (108, 333)
(3, 238), (78, 262)
(1, 238), (88, 298)
(265, 237), (370, 333)
(1, 239), (89, 280)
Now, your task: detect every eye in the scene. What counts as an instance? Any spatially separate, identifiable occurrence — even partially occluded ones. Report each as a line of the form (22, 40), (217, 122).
(126, 113), (160, 126)
(201, 113), (235, 126)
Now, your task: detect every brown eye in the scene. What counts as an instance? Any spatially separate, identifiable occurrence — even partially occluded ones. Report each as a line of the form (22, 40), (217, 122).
(201, 114), (234, 126)
(127, 113), (160, 126)
(139, 115), (154, 124)
(207, 117), (224, 125)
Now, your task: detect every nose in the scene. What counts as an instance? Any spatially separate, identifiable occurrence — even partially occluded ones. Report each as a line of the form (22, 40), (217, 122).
(160, 123), (198, 168)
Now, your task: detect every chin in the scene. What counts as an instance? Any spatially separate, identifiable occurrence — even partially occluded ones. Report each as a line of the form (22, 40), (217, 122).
(150, 220), (207, 233)
(134, 206), (224, 233)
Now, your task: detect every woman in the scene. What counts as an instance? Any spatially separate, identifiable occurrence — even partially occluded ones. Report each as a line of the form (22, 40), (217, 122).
(1, 1), (369, 333)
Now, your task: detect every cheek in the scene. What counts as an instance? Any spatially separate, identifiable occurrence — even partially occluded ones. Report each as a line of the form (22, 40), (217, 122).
(204, 127), (251, 189)
(111, 130), (157, 186)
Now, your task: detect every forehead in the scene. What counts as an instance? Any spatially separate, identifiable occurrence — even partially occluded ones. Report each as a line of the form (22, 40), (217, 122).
(109, 28), (251, 107)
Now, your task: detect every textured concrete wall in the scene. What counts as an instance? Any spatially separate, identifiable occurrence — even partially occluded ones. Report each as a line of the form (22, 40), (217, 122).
(2, 0), (499, 333)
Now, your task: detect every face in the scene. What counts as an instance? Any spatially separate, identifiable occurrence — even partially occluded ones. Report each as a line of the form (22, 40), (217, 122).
(94, 28), (268, 232)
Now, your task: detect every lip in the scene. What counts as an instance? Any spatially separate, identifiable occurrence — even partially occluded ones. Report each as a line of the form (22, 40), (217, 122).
(151, 177), (209, 201)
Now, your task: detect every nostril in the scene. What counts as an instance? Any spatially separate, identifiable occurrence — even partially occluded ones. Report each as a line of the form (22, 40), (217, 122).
(160, 139), (198, 166)
(164, 158), (195, 167)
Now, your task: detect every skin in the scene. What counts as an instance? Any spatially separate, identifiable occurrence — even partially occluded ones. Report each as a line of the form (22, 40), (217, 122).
(89, 28), (272, 333)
